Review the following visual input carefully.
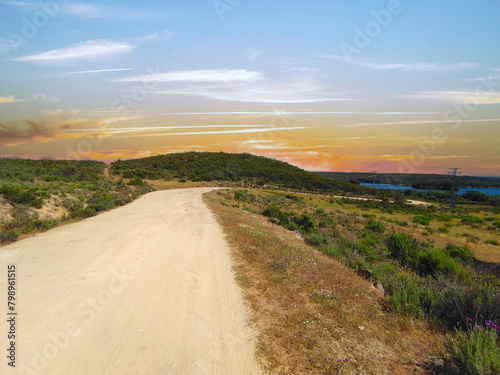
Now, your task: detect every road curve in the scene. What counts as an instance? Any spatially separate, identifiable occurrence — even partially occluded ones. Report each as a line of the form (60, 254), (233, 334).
(1, 188), (260, 375)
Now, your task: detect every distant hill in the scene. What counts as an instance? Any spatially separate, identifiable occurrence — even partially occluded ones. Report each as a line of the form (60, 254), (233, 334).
(110, 152), (375, 195)
(315, 172), (500, 190)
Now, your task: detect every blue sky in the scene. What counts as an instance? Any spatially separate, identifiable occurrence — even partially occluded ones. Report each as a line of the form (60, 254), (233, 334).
(1, 0), (499, 175)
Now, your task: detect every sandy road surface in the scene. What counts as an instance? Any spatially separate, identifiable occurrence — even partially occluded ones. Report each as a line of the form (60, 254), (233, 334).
(0, 188), (260, 375)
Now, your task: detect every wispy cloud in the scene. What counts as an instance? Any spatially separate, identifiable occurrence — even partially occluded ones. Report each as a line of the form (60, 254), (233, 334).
(319, 55), (477, 72)
(112, 69), (263, 83)
(112, 68), (354, 103)
(465, 74), (500, 82)
(0, 95), (24, 104)
(60, 68), (135, 75)
(67, 124), (310, 137)
(0, 1), (175, 21)
(0, 110), (137, 146)
(12, 40), (135, 64)
(410, 90), (500, 104)
(0, 94), (57, 104)
(31, 94), (58, 102)
(129, 126), (310, 137)
(245, 49), (263, 60)
(156, 111), (439, 115)
(129, 30), (173, 44)
(340, 118), (500, 128)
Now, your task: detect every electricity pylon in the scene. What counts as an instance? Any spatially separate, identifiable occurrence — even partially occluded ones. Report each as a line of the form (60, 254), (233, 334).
(445, 168), (462, 209)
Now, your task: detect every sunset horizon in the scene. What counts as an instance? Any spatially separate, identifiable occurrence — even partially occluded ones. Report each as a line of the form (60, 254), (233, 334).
(1, 1), (499, 176)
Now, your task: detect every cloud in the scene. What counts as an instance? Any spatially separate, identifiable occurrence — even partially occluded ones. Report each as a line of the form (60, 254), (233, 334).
(157, 111), (439, 115)
(0, 110), (136, 146)
(0, 1), (174, 21)
(410, 90), (500, 104)
(113, 69), (263, 83)
(59, 68), (135, 75)
(128, 127), (310, 137)
(319, 55), (477, 72)
(61, 3), (111, 18)
(31, 94), (58, 102)
(113, 69), (353, 103)
(0, 95), (24, 104)
(340, 118), (500, 128)
(465, 74), (500, 82)
(245, 49), (262, 60)
(129, 30), (173, 43)
(68, 124), (309, 137)
(12, 40), (135, 64)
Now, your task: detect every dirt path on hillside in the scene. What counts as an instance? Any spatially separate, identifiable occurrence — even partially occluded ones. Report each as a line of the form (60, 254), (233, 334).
(0, 188), (260, 375)
(332, 195), (433, 206)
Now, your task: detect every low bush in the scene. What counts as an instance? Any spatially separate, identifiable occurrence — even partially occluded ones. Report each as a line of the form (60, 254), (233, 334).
(485, 239), (500, 246)
(0, 230), (18, 244)
(0, 183), (45, 208)
(306, 233), (329, 247)
(445, 323), (500, 375)
(461, 215), (484, 225)
(365, 219), (386, 233)
(445, 243), (475, 265)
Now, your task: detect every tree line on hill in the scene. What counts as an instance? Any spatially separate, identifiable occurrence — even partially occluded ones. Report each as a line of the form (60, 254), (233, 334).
(109, 152), (377, 195)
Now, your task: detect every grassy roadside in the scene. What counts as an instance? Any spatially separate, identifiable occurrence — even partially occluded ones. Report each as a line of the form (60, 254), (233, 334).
(204, 189), (446, 374)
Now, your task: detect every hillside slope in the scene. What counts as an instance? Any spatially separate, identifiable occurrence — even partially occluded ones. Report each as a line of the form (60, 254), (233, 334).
(110, 152), (374, 195)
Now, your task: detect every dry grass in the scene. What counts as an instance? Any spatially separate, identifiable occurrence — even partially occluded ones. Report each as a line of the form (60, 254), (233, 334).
(204, 190), (446, 374)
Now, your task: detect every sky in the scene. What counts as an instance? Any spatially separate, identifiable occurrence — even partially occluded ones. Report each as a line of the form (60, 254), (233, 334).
(0, 0), (499, 176)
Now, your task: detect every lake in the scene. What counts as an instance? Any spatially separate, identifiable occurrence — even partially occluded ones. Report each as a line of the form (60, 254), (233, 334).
(360, 183), (500, 196)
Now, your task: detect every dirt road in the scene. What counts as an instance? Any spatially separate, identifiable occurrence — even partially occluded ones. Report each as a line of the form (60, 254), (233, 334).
(0, 188), (260, 375)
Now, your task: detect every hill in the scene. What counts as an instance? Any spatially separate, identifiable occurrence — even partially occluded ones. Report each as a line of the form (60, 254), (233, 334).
(109, 152), (376, 195)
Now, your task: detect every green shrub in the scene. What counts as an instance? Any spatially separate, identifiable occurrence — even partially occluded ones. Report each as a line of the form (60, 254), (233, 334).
(485, 239), (500, 246)
(445, 325), (500, 375)
(417, 250), (467, 280)
(413, 215), (432, 226)
(293, 213), (316, 234)
(262, 204), (290, 228)
(318, 220), (329, 228)
(438, 226), (450, 234)
(0, 183), (45, 208)
(178, 178), (187, 183)
(461, 215), (484, 225)
(306, 233), (329, 247)
(127, 177), (145, 187)
(431, 276), (500, 331)
(445, 243), (475, 264)
(0, 230), (19, 244)
(385, 233), (422, 269)
(382, 272), (431, 317)
(365, 219), (386, 233)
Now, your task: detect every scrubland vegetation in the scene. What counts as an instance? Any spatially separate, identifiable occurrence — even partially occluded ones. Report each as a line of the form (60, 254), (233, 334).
(206, 188), (500, 374)
(1, 153), (499, 373)
(0, 159), (152, 244)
